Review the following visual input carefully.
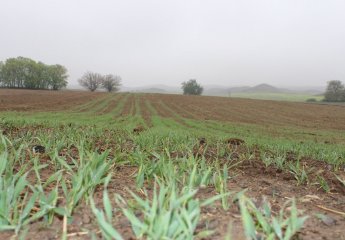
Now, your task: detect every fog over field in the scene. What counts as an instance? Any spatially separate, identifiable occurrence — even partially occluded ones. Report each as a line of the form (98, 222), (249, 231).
(1, 0), (344, 89)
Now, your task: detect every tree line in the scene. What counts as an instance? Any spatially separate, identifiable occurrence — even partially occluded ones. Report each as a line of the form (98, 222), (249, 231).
(0, 57), (68, 90)
(1, 56), (343, 101)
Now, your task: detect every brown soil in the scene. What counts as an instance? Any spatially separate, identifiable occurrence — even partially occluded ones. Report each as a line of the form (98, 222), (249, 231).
(119, 94), (135, 116)
(138, 97), (152, 127)
(133, 125), (145, 134)
(144, 95), (174, 119)
(100, 94), (125, 114)
(4, 90), (345, 132)
(97, 94), (123, 114)
(0, 89), (106, 111)
(141, 94), (345, 131)
(76, 95), (110, 113)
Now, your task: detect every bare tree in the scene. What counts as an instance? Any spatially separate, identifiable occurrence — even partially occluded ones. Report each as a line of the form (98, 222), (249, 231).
(78, 72), (103, 92)
(102, 74), (121, 92)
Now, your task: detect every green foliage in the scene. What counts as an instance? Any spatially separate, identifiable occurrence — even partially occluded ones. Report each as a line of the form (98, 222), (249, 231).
(306, 98), (317, 102)
(48, 64), (69, 90)
(60, 150), (113, 215)
(316, 175), (330, 193)
(0, 137), (52, 234)
(288, 161), (309, 185)
(92, 178), (225, 240)
(239, 194), (308, 240)
(213, 164), (230, 210)
(323, 80), (345, 102)
(181, 79), (203, 95)
(0, 56), (67, 90)
(91, 175), (123, 240)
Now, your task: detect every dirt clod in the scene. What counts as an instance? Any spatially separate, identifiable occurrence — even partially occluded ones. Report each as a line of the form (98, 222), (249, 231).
(199, 137), (207, 145)
(133, 125), (145, 134)
(226, 138), (245, 146)
(32, 145), (46, 154)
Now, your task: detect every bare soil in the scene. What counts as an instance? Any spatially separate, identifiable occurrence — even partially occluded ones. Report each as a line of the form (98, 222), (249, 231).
(0, 89), (107, 112)
(119, 94), (135, 116)
(141, 94), (345, 131)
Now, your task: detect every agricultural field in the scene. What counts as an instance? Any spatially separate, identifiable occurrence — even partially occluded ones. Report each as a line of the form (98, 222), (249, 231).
(0, 89), (345, 240)
(229, 92), (323, 102)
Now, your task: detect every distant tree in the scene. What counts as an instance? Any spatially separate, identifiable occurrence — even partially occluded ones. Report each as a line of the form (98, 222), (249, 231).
(181, 79), (203, 95)
(306, 98), (317, 102)
(78, 72), (104, 92)
(0, 57), (36, 88)
(102, 74), (121, 92)
(0, 56), (68, 90)
(48, 64), (68, 90)
(324, 80), (345, 102)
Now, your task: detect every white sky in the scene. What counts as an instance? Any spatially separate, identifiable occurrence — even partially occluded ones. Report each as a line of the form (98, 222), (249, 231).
(0, 0), (344, 88)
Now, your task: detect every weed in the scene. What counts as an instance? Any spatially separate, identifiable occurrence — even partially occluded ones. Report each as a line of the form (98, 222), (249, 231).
(316, 175), (330, 193)
(61, 150), (112, 215)
(92, 178), (228, 240)
(238, 194), (308, 240)
(288, 161), (309, 185)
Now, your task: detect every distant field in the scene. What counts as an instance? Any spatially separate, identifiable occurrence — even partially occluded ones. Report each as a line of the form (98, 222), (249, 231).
(1, 89), (344, 239)
(229, 92), (323, 102)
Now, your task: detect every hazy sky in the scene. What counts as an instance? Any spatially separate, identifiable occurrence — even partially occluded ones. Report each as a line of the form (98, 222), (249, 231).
(1, 0), (344, 88)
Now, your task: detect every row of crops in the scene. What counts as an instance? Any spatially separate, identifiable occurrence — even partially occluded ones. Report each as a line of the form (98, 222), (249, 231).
(0, 93), (344, 239)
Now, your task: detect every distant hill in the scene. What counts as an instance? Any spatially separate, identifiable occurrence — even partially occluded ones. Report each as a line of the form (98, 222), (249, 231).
(68, 83), (324, 97)
(203, 88), (231, 96)
(228, 86), (252, 93)
(243, 83), (287, 93)
(203, 83), (287, 96)
(138, 88), (167, 93)
(121, 84), (180, 93)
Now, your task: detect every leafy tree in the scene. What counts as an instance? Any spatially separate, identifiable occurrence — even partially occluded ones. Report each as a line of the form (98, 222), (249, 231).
(0, 56), (68, 90)
(324, 80), (345, 102)
(22, 58), (41, 89)
(102, 74), (121, 92)
(0, 57), (31, 88)
(48, 65), (68, 90)
(181, 79), (203, 95)
(78, 72), (104, 92)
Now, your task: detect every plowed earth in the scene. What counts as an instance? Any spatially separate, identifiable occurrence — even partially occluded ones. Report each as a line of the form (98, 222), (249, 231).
(1, 90), (345, 239)
(138, 94), (345, 131)
(0, 89), (106, 111)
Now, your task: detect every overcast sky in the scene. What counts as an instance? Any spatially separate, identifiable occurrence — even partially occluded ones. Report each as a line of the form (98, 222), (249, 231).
(1, 0), (344, 88)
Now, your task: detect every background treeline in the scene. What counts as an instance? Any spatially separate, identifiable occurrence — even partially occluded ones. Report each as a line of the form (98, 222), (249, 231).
(0, 57), (68, 90)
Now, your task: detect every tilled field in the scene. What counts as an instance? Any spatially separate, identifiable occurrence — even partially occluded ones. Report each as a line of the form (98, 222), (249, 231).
(2, 90), (345, 131)
(0, 90), (345, 240)
(0, 89), (107, 111)
(138, 94), (345, 131)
